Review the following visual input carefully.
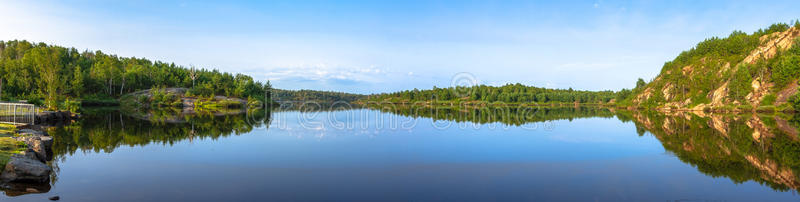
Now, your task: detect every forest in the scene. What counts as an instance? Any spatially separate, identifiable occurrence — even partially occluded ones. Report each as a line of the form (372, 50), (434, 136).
(364, 83), (618, 104)
(0, 40), (273, 109)
(271, 89), (365, 103)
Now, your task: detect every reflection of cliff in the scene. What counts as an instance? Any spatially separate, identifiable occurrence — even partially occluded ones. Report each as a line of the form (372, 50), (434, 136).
(371, 105), (615, 126)
(627, 111), (800, 192)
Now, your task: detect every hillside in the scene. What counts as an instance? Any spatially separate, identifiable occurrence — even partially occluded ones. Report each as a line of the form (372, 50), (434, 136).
(621, 22), (800, 112)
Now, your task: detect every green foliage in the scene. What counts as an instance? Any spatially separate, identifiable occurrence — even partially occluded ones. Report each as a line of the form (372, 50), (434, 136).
(0, 40), (273, 108)
(273, 89), (365, 103)
(71, 65), (84, 97)
(366, 83), (616, 104)
(772, 55), (800, 89)
(761, 94), (777, 106)
(615, 89), (632, 102)
(635, 78), (647, 90)
(729, 64), (754, 102)
(789, 89), (800, 110)
(625, 22), (800, 107)
(61, 98), (82, 113)
(149, 86), (180, 107)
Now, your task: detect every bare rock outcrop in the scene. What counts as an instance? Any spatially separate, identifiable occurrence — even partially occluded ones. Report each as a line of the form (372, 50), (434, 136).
(743, 27), (800, 64)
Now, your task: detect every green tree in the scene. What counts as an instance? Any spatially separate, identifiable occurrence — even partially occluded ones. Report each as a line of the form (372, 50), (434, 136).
(28, 47), (62, 108)
(635, 78), (647, 89)
(72, 65), (84, 97)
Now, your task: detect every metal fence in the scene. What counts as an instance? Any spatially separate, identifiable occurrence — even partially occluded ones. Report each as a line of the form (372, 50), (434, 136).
(0, 102), (37, 125)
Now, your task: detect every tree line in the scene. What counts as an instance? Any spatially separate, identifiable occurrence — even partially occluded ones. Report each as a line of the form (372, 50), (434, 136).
(0, 40), (272, 109)
(365, 83), (618, 104)
(272, 89), (365, 103)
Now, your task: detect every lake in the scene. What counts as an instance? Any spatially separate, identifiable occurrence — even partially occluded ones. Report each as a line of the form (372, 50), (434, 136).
(2, 106), (800, 201)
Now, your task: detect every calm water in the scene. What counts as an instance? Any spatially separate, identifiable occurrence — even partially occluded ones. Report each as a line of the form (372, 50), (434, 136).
(2, 107), (800, 201)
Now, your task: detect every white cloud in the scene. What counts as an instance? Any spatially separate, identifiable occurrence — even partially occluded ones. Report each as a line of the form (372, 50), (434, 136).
(245, 63), (391, 84)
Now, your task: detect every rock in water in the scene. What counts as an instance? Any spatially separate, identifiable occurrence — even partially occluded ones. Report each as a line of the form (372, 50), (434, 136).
(0, 154), (52, 183)
(49, 196), (60, 200)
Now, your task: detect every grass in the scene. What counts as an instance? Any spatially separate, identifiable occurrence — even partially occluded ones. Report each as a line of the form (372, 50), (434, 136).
(0, 124), (26, 172)
(0, 123), (16, 135)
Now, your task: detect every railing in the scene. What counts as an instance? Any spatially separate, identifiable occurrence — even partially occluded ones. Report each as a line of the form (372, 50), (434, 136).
(0, 102), (37, 125)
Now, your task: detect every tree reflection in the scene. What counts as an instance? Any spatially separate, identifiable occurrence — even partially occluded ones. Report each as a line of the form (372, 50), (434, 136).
(625, 110), (800, 192)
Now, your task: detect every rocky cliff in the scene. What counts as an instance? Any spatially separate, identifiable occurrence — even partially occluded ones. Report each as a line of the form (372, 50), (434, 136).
(626, 23), (800, 112)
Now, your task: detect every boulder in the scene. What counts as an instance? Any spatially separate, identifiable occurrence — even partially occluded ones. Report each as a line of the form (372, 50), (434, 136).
(20, 150), (38, 161)
(0, 154), (51, 183)
(13, 129), (53, 162)
(30, 139), (48, 162)
(39, 136), (53, 148)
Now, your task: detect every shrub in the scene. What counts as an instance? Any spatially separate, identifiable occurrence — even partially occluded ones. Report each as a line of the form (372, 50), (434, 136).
(772, 55), (800, 89)
(789, 89), (800, 110)
(729, 64), (754, 102)
(761, 94), (777, 106)
(61, 98), (81, 113)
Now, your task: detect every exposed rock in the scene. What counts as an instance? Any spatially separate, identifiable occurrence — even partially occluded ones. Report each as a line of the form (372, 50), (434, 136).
(709, 81), (729, 106)
(745, 77), (773, 107)
(633, 87), (653, 104)
(662, 83), (673, 101)
(13, 130), (53, 162)
(30, 140), (48, 162)
(716, 62), (730, 77)
(682, 65), (693, 75)
(49, 196), (60, 201)
(19, 150), (38, 160)
(0, 154), (51, 183)
(629, 27), (800, 110)
(743, 27), (800, 64)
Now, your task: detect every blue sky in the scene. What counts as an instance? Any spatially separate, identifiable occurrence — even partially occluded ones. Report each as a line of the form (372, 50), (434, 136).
(1, 0), (799, 94)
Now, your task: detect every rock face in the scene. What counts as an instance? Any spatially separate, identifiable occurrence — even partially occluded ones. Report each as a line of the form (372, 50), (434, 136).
(0, 154), (51, 183)
(629, 26), (800, 110)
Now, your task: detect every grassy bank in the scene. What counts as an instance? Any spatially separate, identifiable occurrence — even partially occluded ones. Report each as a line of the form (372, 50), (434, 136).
(0, 124), (26, 172)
